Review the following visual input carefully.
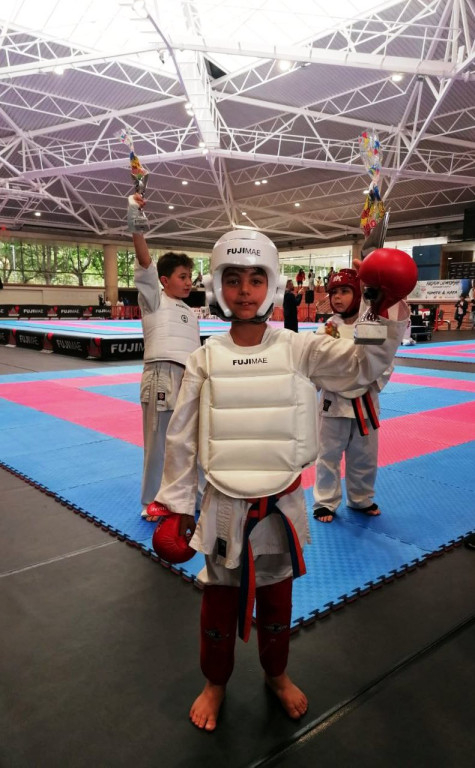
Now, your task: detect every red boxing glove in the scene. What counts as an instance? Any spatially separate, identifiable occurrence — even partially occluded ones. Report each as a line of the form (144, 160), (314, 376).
(151, 505), (195, 564)
(358, 248), (418, 315)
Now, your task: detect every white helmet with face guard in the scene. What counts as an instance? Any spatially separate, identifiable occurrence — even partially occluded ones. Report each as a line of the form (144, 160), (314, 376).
(204, 229), (286, 322)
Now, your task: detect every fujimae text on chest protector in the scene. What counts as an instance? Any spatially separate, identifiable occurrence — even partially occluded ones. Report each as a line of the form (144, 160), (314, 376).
(141, 292), (200, 364)
(199, 333), (318, 498)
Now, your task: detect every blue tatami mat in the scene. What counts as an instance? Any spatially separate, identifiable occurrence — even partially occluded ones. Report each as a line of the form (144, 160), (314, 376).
(1, 365), (474, 630)
(0, 402), (117, 459)
(336, 450), (475, 551)
(293, 493), (426, 624)
(85, 383), (141, 403)
(379, 387), (475, 415)
(0, 364), (143, 384)
(3, 439), (142, 494)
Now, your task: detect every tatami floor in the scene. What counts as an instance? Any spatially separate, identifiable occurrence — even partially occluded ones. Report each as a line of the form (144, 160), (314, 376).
(1, 331), (474, 768)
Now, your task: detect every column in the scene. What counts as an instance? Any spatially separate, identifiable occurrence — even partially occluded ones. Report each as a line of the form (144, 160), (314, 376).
(103, 244), (118, 304)
(352, 240), (362, 264)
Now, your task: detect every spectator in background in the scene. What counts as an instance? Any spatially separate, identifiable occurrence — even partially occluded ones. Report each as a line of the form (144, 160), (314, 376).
(116, 298), (125, 319)
(454, 295), (468, 330)
(324, 267), (334, 291)
(296, 268), (305, 288)
(470, 298), (475, 329)
(283, 279), (303, 333)
(193, 272), (204, 288)
(307, 270), (315, 291)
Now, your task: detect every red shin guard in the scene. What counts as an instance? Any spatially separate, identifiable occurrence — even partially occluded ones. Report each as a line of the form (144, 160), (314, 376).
(200, 585), (239, 685)
(255, 578), (292, 678)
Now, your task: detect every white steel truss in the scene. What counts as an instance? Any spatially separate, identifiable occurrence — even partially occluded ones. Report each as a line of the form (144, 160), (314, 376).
(0, 0), (474, 247)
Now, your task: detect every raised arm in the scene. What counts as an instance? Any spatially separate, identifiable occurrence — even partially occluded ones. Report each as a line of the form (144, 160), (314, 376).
(128, 193), (151, 268)
(132, 232), (152, 269)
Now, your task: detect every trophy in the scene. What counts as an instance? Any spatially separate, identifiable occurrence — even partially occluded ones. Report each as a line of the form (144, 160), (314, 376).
(120, 129), (149, 233)
(354, 130), (388, 345)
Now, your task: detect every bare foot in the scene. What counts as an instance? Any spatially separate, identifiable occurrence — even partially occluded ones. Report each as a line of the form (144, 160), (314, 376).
(313, 507), (334, 524)
(368, 506), (381, 516)
(265, 673), (308, 719)
(349, 503), (381, 517)
(189, 681), (226, 731)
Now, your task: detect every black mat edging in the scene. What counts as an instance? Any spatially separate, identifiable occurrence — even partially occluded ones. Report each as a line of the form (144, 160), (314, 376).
(0, 460), (201, 584)
(2, 459), (473, 638)
(247, 609), (475, 768)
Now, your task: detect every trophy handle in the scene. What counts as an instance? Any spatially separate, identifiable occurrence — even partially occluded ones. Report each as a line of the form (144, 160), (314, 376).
(132, 172), (148, 196)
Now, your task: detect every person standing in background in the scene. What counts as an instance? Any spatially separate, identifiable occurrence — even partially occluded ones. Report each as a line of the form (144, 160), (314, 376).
(469, 297), (475, 329)
(454, 296), (468, 330)
(283, 279), (303, 333)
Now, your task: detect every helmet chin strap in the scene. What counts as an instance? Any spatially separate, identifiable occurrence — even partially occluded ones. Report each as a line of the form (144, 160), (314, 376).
(209, 303), (273, 324)
(339, 308), (359, 320)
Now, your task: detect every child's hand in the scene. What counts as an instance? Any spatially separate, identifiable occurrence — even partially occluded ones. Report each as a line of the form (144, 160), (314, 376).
(132, 192), (145, 208)
(179, 514), (196, 537)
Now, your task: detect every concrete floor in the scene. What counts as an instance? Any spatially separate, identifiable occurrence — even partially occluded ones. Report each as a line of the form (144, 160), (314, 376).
(0, 334), (474, 767)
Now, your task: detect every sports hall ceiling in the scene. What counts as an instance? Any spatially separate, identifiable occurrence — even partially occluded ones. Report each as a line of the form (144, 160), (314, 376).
(1, 0), (475, 251)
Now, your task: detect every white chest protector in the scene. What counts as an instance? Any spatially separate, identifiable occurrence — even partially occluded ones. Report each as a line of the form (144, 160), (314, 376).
(199, 332), (318, 498)
(141, 292), (200, 364)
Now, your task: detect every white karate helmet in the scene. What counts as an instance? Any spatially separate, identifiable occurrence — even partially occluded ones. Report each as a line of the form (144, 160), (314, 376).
(204, 229), (286, 321)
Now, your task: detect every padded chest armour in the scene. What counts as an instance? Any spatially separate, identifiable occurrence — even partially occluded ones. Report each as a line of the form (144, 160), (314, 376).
(199, 332), (318, 498)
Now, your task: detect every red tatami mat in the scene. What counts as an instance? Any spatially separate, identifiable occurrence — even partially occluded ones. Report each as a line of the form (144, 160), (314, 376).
(301, 401), (475, 489)
(391, 372), (475, 392)
(0, 381), (143, 445)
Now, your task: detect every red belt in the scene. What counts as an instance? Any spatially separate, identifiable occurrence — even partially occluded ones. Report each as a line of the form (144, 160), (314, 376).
(238, 475), (305, 642)
(351, 392), (380, 436)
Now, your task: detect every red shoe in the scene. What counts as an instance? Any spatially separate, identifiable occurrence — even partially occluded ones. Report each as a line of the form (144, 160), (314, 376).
(142, 501), (168, 522)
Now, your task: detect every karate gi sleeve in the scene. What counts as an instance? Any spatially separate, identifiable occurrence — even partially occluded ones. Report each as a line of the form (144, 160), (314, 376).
(302, 302), (409, 393)
(155, 349), (206, 517)
(134, 260), (161, 314)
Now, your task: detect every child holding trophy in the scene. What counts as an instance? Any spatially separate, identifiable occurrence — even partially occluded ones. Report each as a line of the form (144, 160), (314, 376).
(121, 130), (202, 521)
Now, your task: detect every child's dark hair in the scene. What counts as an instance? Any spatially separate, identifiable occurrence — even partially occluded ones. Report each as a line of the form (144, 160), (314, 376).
(157, 251), (194, 278)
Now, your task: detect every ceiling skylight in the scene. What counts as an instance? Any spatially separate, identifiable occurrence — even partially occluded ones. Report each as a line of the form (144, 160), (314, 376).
(1, 0), (404, 77)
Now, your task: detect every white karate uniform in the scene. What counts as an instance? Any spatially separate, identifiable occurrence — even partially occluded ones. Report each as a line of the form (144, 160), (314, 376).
(157, 312), (407, 584)
(313, 315), (392, 513)
(135, 261), (201, 507)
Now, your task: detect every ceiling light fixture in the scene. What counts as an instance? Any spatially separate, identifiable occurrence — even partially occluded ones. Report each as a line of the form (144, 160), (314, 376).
(391, 73), (403, 82)
(255, 181), (261, 186)
(181, 180), (188, 185)
(294, 202), (300, 207)
(168, 205), (174, 210)
(278, 60), (292, 72)
(54, 66), (64, 76)
(34, 211), (41, 217)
